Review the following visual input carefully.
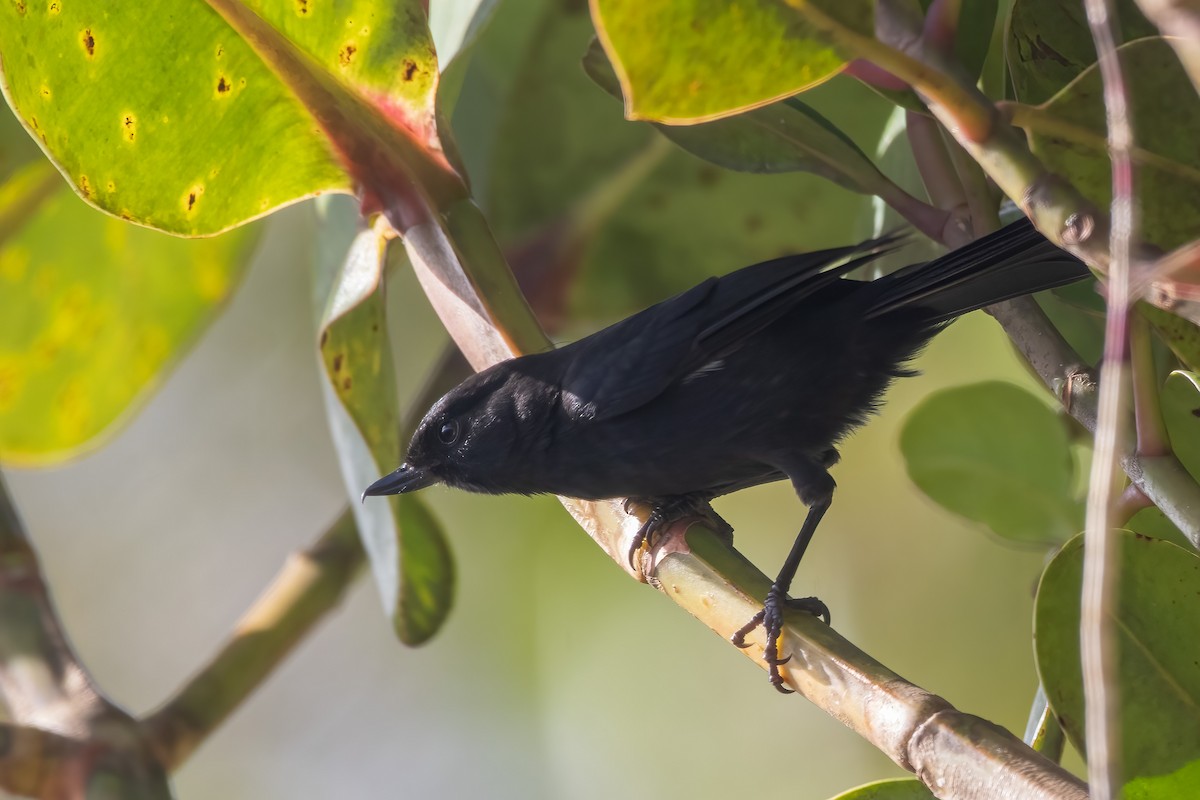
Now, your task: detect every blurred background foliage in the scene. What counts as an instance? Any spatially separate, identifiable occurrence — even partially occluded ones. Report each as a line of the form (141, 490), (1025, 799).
(3, 0), (1199, 796)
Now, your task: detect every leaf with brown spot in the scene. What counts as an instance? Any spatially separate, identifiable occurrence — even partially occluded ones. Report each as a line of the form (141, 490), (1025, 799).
(312, 196), (454, 645)
(0, 0), (460, 235)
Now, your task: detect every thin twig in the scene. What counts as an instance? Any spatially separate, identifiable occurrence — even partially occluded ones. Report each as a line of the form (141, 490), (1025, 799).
(1081, 0), (1136, 794)
(1130, 314), (1168, 457)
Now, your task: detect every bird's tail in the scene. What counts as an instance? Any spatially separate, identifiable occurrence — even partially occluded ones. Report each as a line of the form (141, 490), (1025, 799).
(864, 219), (1091, 323)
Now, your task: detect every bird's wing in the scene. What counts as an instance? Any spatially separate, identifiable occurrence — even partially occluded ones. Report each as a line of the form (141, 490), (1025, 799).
(561, 237), (901, 423)
(690, 241), (900, 359)
(560, 278), (716, 422)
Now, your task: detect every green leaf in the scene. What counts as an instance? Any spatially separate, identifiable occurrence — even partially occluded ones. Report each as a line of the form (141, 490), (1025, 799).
(1160, 370), (1200, 486)
(900, 381), (1083, 544)
(1141, 304), (1200, 374)
(0, 0), (458, 235)
(1035, 531), (1200, 793)
(581, 38), (919, 203)
(590, 0), (872, 123)
(0, 109), (258, 464)
(1007, 0), (1158, 105)
(313, 197), (453, 645)
(828, 778), (936, 800)
(485, 1), (885, 322)
(1017, 38), (1200, 250)
(1037, 281), (1104, 367)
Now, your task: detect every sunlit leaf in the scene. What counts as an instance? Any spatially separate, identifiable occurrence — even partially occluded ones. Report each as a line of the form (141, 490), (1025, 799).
(0, 0), (459, 236)
(828, 778), (935, 800)
(590, 0), (872, 123)
(0, 108), (257, 464)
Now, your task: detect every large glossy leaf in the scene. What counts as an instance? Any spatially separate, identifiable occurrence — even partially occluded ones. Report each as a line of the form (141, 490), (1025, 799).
(900, 381), (1083, 544)
(0, 107), (257, 464)
(1007, 0), (1157, 105)
(313, 197), (453, 644)
(589, 0), (872, 123)
(485, 0), (886, 323)
(0, 0), (459, 236)
(1035, 532), (1200, 796)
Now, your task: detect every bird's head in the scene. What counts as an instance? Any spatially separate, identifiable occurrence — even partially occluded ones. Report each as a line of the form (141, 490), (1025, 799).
(362, 360), (554, 499)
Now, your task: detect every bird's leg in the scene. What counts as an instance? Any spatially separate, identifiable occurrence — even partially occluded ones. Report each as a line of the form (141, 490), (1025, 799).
(732, 467), (834, 693)
(625, 493), (730, 569)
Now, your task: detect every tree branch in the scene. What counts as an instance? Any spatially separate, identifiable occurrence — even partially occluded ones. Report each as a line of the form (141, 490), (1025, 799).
(142, 510), (364, 771)
(0, 473), (171, 798)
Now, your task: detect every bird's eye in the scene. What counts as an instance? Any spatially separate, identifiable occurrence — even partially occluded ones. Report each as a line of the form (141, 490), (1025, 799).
(437, 419), (460, 445)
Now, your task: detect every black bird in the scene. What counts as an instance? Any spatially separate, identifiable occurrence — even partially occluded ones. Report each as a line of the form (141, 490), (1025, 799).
(364, 219), (1089, 690)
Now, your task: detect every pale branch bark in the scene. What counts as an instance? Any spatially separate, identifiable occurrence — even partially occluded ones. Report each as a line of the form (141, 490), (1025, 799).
(653, 527), (1088, 800)
(142, 510), (364, 771)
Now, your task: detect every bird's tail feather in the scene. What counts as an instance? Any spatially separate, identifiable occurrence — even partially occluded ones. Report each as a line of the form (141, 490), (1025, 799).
(865, 219), (1091, 323)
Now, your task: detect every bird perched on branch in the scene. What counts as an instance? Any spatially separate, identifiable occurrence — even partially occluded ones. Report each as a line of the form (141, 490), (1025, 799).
(364, 219), (1088, 691)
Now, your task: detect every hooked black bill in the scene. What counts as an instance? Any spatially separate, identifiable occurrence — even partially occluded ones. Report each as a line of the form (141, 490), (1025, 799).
(361, 464), (437, 500)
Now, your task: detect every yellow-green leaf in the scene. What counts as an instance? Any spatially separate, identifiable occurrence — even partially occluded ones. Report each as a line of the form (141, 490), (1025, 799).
(0, 147), (257, 464)
(590, 0), (871, 123)
(0, 0), (460, 236)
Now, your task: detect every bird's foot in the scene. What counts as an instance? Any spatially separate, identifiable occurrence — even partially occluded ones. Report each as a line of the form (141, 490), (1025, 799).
(624, 494), (728, 569)
(731, 585), (830, 693)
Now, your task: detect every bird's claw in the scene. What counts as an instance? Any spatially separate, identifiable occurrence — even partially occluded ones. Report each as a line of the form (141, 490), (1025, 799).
(625, 494), (721, 569)
(731, 610), (764, 649)
(729, 585), (830, 691)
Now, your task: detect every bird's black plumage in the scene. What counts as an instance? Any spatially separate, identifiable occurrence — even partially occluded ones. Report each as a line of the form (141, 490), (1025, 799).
(365, 219), (1089, 689)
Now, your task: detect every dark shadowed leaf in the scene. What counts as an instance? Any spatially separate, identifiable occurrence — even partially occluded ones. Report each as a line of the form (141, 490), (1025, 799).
(900, 381), (1082, 543)
(1007, 0), (1157, 104)
(1018, 38), (1200, 250)
(484, 0), (887, 324)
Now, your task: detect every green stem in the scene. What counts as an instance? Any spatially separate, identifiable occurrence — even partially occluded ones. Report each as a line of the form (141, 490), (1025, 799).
(1130, 314), (1169, 456)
